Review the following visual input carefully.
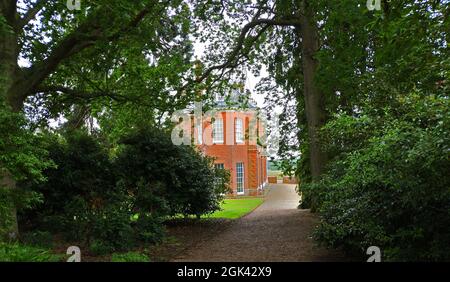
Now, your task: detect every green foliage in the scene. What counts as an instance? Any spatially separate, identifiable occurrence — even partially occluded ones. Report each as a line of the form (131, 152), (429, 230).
(0, 242), (62, 262)
(134, 214), (166, 245)
(21, 230), (53, 249)
(88, 205), (135, 251)
(20, 127), (229, 254)
(307, 95), (450, 261)
(0, 100), (50, 239)
(63, 201), (136, 253)
(0, 101), (53, 183)
(116, 126), (231, 218)
(110, 252), (150, 262)
(0, 186), (43, 240)
(20, 130), (135, 251)
(30, 130), (117, 217)
(89, 240), (115, 256)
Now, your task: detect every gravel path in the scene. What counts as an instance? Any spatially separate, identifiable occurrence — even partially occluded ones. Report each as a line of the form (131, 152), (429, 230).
(174, 184), (347, 262)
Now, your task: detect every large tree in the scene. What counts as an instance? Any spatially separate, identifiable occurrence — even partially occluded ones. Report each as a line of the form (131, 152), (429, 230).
(0, 0), (195, 237)
(191, 0), (329, 181)
(192, 0), (448, 208)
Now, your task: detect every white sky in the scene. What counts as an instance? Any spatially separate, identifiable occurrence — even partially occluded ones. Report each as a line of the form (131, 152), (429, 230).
(193, 41), (269, 109)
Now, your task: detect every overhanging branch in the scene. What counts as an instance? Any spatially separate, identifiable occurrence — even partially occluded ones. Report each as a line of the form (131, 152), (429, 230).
(17, 0), (45, 30)
(179, 16), (301, 93)
(19, 1), (161, 103)
(35, 85), (127, 102)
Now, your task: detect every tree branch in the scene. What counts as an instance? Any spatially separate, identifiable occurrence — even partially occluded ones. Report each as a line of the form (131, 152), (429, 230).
(0, 0), (18, 27)
(35, 85), (127, 102)
(16, 0), (44, 30)
(179, 16), (301, 93)
(16, 1), (161, 103)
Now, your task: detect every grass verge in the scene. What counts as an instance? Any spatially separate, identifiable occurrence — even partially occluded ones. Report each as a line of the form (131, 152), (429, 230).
(204, 198), (264, 219)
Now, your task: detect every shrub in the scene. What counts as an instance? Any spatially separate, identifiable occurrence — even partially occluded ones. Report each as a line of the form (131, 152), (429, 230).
(89, 240), (115, 256)
(1, 187), (43, 240)
(305, 94), (450, 261)
(20, 130), (134, 252)
(25, 130), (118, 221)
(0, 242), (62, 262)
(21, 230), (53, 249)
(134, 214), (166, 244)
(60, 196), (136, 252)
(110, 252), (150, 262)
(115, 126), (230, 218)
(19, 126), (231, 255)
(89, 205), (136, 251)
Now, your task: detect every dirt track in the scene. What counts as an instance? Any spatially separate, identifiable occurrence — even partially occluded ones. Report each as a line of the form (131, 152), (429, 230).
(174, 184), (347, 262)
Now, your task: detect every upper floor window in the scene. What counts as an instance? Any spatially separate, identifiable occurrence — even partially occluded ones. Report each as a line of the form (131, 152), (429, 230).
(214, 163), (224, 170)
(197, 123), (202, 144)
(212, 118), (224, 143)
(235, 118), (244, 143)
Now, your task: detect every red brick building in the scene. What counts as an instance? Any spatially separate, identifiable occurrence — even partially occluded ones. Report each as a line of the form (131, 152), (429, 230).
(189, 92), (268, 196)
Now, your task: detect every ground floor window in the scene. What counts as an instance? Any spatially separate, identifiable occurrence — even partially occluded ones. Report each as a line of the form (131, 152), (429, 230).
(236, 162), (244, 195)
(214, 163), (225, 189)
(214, 163), (224, 170)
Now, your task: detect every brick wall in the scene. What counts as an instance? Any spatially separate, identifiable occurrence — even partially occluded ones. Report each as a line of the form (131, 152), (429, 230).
(192, 110), (267, 196)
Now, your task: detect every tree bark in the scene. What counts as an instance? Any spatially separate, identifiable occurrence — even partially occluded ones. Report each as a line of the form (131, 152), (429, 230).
(299, 0), (328, 181)
(0, 1), (20, 240)
(0, 1), (159, 239)
(0, 170), (19, 240)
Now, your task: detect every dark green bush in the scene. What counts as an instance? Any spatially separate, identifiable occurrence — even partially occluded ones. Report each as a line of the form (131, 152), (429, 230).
(62, 198), (136, 252)
(21, 230), (53, 249)
(27, 131), (118, 220)
(115, 126), (230, 218)
(20, 130), (133, 251)
(89, 205), (135, 251)
(304, 94), (450, 261)
(110, 252), (150, 262)
(134, 214), (166, 244)
(89, 240), (115, 256)
(0, 242), (62, 262)
(20, 127), (229, 254)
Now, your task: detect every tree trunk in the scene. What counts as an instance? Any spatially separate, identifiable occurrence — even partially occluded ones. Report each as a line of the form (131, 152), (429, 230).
(299, 1), (328, 181)
(0, 170), (19, 240)
(1, 2), (21, 240)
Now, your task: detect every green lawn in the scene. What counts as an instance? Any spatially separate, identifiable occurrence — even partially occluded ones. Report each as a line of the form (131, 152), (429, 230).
(204, 198), (264, 219)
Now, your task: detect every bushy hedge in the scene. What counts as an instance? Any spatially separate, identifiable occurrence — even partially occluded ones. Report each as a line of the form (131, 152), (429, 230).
(302, 94), (450, 261)
(20, 126), (229, 253)
(20, 130), (136, 251)
(115, 127), (230, 219)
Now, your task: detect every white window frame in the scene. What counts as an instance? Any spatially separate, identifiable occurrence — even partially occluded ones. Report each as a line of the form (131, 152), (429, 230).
(197, 122), (202, 144)
(214, 163), (224, 170)
(214, 163), (226, 195)
(212, 118), (224, 143)
(235, 118), (244, 143)
(236, 162), (244, 195)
